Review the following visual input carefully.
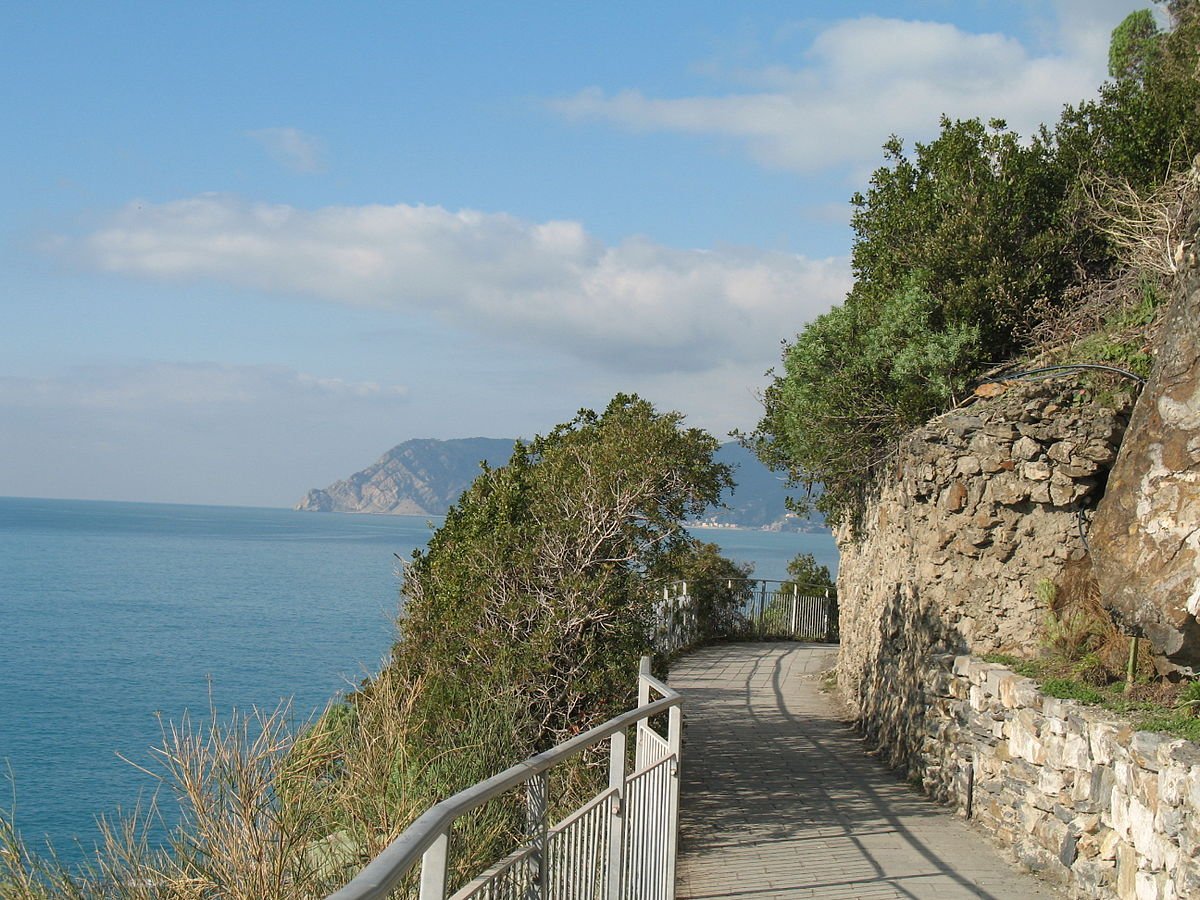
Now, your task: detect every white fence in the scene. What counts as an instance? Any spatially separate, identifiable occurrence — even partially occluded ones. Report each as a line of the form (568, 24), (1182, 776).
(654, 579), (838, 651)
(325, 658), (681, 900)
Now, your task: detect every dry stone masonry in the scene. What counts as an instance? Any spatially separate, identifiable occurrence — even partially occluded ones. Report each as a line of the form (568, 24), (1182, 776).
(917, 655), (1200, 899)
(837, 381), (1130, 773)
(834, 206), (1200, 900)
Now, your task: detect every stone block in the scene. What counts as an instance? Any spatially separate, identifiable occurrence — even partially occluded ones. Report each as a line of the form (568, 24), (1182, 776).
(1014, 435), (1043, 460)
(1156, 804), (1183, 839)
(1075, 812), (1102, 834)
(1050, 478), (1076, 507)
(956, 455), (982, 475)
(1100, 829), (1122, 861)
(1023, 460), (1052, 481)
(1132, 732), (1167, 772)
(1117, 842), (1138, 898)
(1134, 871), (1161, 900)
(1091, 721), (1132, 766)
(1189, 766), (1200, 809)
(1163, 740), (1200, 769)
(1010, 720), (1047, 765)
(1048, 440), (1076, 463)
(1160, 765), (1187, 807)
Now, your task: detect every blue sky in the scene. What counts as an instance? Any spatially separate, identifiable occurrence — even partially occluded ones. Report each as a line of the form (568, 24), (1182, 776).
(1, 1), (1151, 506)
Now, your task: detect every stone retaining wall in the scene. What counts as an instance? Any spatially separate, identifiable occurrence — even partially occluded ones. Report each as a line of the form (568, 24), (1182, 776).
(920, 654), (1200, 899)
(837, 381), (1130, 775)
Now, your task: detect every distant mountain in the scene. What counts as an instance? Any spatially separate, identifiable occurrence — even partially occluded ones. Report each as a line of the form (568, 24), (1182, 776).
(703, 442), (825, 531)
(296, 438), (515, 516)
(296, 437), (824, 530)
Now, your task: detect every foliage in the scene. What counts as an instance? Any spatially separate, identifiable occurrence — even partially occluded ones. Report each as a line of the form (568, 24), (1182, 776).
(1177, 679), (1200, 717)
(752, 276), (984, 527)
(1109, 9), (1160, 83)
(655, 540), (752, 642)
(751, 7), (1200, 527)
(785, 552), (835, 593)
(1063, 1), (1200, 190)
(396, 393), (731, 748)
(1040, 677), (1105, 705)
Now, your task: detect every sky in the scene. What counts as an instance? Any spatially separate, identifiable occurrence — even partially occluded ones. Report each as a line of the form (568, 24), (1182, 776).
(1, 0), (1154, 507)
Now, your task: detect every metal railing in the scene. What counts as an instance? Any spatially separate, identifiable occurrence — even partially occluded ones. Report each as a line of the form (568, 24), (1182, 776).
(657, 579), (838, 645)
(326, 657), (681, 900)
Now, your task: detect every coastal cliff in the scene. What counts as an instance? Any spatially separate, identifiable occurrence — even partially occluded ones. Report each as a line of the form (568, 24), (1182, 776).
(296, 437), (515, 516)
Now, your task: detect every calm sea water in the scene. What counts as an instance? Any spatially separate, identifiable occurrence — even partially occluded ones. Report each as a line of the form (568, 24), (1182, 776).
(0, 496), (835, 860)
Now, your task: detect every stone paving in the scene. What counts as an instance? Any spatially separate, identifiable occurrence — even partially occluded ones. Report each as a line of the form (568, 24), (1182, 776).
(671, 643), (1063, 900)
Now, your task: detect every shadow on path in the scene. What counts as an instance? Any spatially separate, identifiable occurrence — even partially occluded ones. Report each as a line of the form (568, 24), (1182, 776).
(672, 643), (1061, 900)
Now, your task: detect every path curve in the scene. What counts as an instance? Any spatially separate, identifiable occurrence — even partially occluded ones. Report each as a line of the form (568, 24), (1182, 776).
(671, 642), (1062, 900)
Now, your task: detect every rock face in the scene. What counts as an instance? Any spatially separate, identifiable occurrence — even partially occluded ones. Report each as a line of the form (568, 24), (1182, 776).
(1091, 249), (1200, 670)
(296, 438), (516, 516)
(837, 382), (1130, 771)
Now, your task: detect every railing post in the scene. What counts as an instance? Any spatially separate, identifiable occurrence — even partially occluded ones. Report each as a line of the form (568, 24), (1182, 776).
(759, 580), (767, 636)
(790, 584), (799, 637)
(419, 831), (449, 900)
(664, 703), (682, 900)
(606, 727), (627, 900)
(525, 773), (548, 900)
(825, 589), (838, 643)
(638, 655), (651, 708)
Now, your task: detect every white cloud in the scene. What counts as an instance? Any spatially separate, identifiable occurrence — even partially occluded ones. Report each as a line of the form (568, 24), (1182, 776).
(248, 126), (326, 173)
(549, 11), (1127, 173)
(69, 195), (851, 374)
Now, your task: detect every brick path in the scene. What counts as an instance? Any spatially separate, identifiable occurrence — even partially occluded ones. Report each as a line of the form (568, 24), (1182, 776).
(671, 643), (1062, 900)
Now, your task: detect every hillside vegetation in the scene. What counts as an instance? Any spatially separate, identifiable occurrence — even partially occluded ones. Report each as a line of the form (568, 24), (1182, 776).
(747, 2), (1200, 530)
(1, 396), (740, 898)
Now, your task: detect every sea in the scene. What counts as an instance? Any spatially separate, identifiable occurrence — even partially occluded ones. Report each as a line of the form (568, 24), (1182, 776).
(0, 496), (836, 862)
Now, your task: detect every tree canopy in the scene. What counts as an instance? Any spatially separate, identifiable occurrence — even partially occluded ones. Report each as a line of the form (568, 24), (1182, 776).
(395, 393), (733, 746)
(749, 7), (1200, 530)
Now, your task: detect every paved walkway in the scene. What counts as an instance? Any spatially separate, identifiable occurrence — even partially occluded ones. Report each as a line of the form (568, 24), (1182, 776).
(671, 643), (1062, 900)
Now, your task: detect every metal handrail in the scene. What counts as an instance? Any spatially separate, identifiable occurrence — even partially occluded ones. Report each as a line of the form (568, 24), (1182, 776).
(326, 659), (681, 900)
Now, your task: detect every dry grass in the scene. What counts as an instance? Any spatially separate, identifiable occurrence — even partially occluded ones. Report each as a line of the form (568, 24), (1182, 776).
(1022, 271), (1160, 361)
(1038, 559), (1154, 684)
(1084, 161), (1200, 279)
(0, 666), (539, 900)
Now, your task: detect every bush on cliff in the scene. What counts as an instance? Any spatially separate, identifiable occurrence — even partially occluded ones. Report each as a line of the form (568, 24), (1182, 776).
(750, 5), (1200, 530)
(0, 394), (736, 898)
(394, 393), (732, 746)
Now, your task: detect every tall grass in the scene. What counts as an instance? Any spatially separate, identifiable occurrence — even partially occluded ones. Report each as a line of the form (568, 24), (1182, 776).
(0, 668), (538, 899)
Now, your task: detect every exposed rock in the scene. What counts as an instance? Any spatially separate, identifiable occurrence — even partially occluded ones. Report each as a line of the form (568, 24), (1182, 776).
(1091, 237), (1200, 670)
(296, 438), (516, 516)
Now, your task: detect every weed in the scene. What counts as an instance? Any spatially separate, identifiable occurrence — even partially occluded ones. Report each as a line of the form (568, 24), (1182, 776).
(1177, 680), (1200, 718)
(1041, 678), (1105, 705)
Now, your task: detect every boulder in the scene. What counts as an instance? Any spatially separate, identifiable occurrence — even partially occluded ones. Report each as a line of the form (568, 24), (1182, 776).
(1091, 240), (1200, 670)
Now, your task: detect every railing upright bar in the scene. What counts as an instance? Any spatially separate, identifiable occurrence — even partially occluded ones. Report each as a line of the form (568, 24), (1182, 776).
(664, 703), (682, 900)
(526, 773), (548, 900)
(419, 831), (449, 900)
(606, 727), (627, 900)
